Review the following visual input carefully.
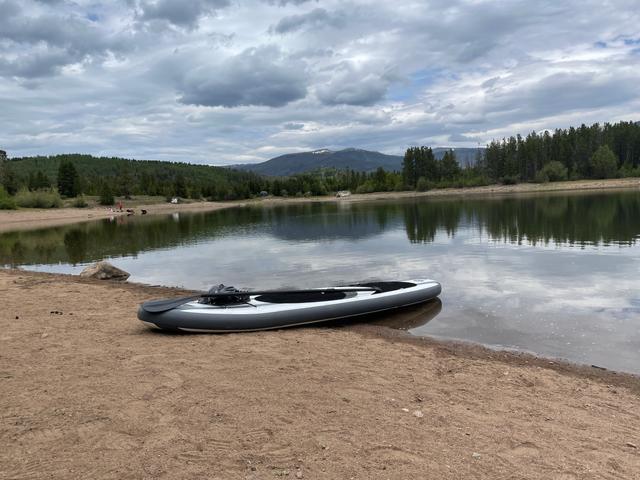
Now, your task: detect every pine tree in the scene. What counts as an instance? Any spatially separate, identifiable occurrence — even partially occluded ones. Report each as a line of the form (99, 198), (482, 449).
(402, 148), (416, 188)
(57, 160), (80, 197)
(99, 182), (115, 206)
(440, 150), (461, 180)
(0, 162), (19, 195)
(174, 174), (187, 198)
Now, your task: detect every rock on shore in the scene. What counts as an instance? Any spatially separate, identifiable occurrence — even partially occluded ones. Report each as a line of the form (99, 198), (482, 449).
(80, 261), (130, 281)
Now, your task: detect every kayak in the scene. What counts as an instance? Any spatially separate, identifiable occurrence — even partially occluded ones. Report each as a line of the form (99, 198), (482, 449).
(137, 279), (441, 332)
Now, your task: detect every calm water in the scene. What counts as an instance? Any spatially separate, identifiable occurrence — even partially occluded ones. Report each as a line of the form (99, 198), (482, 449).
(2, 191), (639, 373)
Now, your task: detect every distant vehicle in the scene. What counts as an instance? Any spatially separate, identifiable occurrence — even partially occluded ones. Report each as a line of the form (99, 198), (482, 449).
(336, 190), (351, 197)
(259, 191), (269, 197)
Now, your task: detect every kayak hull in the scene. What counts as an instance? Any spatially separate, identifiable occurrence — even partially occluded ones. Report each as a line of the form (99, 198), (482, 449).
(138, 279), (441, 332)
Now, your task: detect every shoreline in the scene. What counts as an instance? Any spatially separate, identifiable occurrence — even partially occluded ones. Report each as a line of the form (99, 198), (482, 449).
(1, 177), (638, 233)
(1, 268), (639, 478)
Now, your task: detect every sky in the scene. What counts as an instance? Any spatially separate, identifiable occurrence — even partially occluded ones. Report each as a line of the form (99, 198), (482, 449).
(1, 0), (639, 165)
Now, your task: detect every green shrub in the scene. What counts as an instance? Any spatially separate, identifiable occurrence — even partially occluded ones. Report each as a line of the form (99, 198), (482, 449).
(461, 175), (490, 187)
(72, 196), (89, 208)
(355, 181), (376, 194)
(539, 161), (568, 182)
(500, 175), (520, 185)
(619, 163), (640, 178)
(14, 189), (62, 208)
(590, 145), (619, 179)
(534, 171), (549, 183)
(416, 177), (429, 192)
(0, 186), (16, 210)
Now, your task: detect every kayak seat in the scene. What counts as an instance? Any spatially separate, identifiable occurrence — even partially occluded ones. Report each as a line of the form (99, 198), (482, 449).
(351, 281), (416, 293)
(255, 291), (347, 304)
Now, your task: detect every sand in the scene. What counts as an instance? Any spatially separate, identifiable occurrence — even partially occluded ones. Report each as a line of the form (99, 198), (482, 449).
(1, 177), (638, 233)
(1, 269), (639, 479)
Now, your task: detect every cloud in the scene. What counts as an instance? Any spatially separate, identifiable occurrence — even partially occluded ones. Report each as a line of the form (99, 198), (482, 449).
(272, 8), (345, 34)
(138, 0), (231, 29)
(264, 0), (318, 6)
(0, 0), (132, 78)
(484, 71), (640, 121)
(0, 48), (73, 78)
(316, 63), (394, 106)
(178, 45), (308, 107)
(283, 122), (305, 130)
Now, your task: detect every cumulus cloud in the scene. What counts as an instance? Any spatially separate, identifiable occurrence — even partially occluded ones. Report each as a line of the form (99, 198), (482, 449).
(0, 0), (132, 78)
(316, 63), (394, 106)
(138, 0), (230, 29)
(178, 46), (308, 107)
(484, 71), (640, 121)
(272, 8), (345, 34)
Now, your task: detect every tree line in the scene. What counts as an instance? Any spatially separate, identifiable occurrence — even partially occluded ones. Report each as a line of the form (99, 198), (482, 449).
(0, 154), (405, 204)
(0, 154), (267, 205)
(401, 121), (640, 189)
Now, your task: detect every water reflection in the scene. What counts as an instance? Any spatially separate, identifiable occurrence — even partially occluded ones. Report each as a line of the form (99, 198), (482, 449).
(1, 190), (639, 373)
(404, 192), (640, 246)
(367, 298), (442, 330)
(1, 191), (639, 268)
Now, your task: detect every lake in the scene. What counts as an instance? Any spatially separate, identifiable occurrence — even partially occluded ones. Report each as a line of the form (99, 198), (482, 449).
(2, 190), (639, 373)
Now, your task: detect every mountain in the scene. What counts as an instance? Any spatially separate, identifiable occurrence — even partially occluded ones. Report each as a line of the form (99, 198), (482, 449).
(232, 147), (483, 176)
(232, 148), (402, 176)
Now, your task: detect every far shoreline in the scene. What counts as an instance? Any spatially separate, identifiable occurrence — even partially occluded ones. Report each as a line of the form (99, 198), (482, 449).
(1, 177), (638, 233)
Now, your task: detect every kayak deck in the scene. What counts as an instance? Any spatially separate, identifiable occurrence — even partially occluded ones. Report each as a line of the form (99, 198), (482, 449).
(138, 279), (441, 332)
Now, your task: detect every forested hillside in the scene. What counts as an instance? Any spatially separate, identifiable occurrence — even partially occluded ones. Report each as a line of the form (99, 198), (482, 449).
(1, 154), (265, 200)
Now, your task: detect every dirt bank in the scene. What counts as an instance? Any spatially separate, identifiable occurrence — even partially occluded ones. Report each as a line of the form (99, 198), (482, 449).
(1, 177), (638, 233)
(1, 269), (638, 479)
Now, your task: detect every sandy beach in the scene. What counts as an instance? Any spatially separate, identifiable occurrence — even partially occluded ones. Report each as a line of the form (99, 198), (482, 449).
(1, 177), (638, 233)
(1, 269), (639, 479)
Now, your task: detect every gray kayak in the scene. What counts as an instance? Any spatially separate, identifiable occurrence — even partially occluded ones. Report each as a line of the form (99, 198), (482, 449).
(138, 279), (441, 332)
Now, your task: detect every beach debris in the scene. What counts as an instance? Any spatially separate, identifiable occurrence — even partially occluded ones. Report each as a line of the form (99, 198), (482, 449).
(412, 410), (424, 418)
(626, 442), (637, 449)
(401, 408), (409, 412)
(50, 310), (63, 315)
(80, 261), (130, 281)
(295, 470), (303, 479)
(472, 452), (482, 459)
